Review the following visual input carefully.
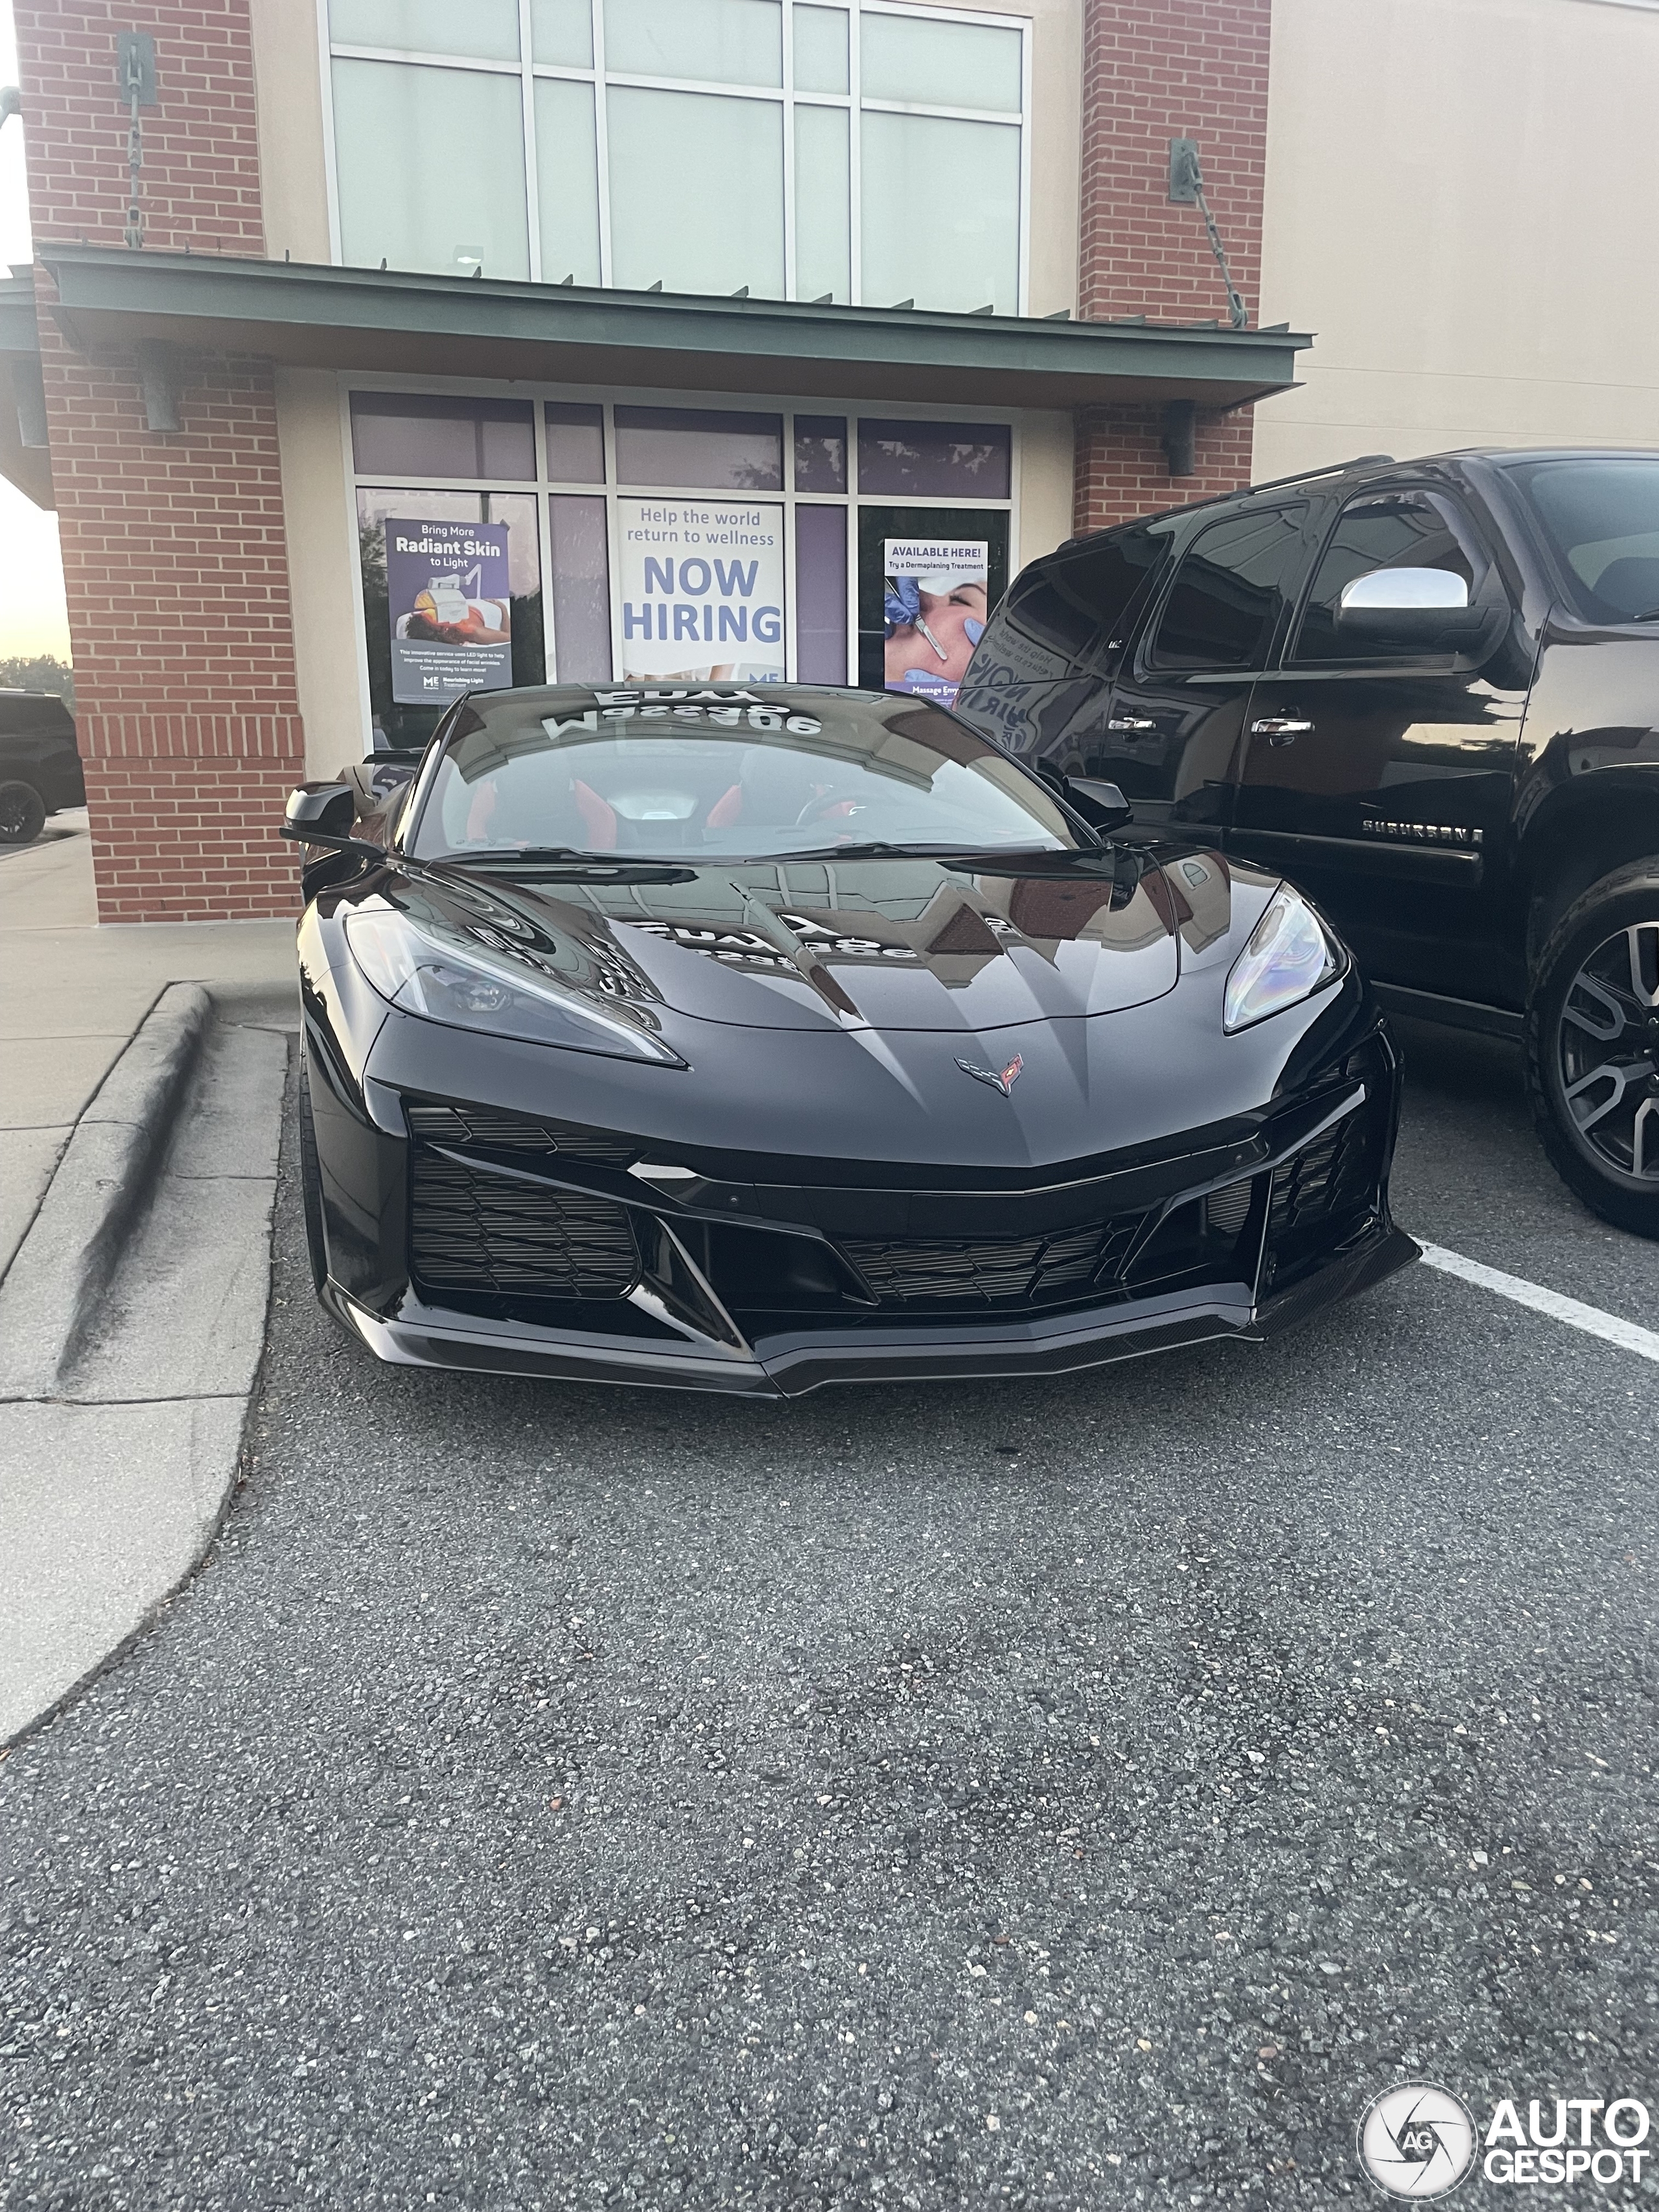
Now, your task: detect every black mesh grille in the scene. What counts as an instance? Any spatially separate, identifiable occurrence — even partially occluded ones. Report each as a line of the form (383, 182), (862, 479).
(410, 1150), (639, 1299)
(1203, 1179), (1255, 1236)
(1270, 1112), (1373, 1240)
(404, 1099), (639, 1169)
(841, 1213), (1146, 1309)
(1264, 1105), (1380, 1293)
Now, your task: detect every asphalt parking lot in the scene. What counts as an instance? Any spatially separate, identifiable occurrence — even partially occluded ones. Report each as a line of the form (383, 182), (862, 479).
(3, 1017), (1655, 2211)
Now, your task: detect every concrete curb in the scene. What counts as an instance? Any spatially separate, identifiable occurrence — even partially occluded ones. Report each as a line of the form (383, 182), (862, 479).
(0, 982), (211, 1398)
(0, 1014), (290, 1745)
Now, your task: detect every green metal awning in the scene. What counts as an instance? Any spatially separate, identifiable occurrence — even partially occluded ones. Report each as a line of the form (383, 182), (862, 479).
(0, 269), (51, 510)
(0, 270), (38, 355)
(36, 245), (1311, 412)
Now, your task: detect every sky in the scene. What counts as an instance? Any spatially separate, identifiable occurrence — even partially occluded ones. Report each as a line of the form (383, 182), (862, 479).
(0, 0), (71, 662)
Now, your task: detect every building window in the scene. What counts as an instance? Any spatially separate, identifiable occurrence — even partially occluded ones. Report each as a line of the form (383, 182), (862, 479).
(612, 406), (785, 492)
(349, 387), (1015, 748)
(323, 0), (1030, 312)
(349, 392), (537, 479)
(856, 419), (1010, 499)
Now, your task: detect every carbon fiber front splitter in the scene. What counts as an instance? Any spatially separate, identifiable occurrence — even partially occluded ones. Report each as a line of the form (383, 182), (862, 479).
(321, 1224), (1419, 1397)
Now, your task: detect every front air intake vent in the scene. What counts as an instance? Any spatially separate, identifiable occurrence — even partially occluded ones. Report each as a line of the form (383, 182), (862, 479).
(1270, 1117), (1369, 1239)
(410, 1149), (639, 1299)
(1203, 1180), (1254, 1237)
(839, 1213), (1146, 1309)
(1264, 1105), (1381, 1290)
(404, 1098), (639, 1169)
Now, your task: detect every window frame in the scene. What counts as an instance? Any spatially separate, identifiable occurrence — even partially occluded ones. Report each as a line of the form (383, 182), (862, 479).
(316, 0), (1033, 312)
(340, 369), (1024, 751)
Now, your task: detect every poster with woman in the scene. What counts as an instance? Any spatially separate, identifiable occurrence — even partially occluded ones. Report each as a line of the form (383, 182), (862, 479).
(883, 539), (990, 706)
(387, 518), (513, 706)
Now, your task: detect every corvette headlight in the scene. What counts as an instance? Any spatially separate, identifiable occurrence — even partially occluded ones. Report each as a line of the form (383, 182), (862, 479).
(343, 905), (684, 1065)
(1223, 883), (1343, 1033)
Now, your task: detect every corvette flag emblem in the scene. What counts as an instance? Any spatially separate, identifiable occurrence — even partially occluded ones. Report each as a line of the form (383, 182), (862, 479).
(956, 1053), (1024, 1097)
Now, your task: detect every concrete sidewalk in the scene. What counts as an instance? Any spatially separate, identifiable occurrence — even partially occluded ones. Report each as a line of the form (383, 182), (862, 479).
(0, 812), (294, 1277)
(0, 813), (299, 1740)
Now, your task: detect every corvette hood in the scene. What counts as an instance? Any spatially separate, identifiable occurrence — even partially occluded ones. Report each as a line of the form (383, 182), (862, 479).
(400, 849), (1233, 1036)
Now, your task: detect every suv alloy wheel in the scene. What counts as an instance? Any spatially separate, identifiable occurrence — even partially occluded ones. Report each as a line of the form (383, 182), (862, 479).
(0, 779), (46, 844)
(1526, 859), (1659, 1237)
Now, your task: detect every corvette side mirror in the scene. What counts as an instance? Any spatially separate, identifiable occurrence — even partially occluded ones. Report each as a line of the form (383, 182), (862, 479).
(283, 782), (354, 842)
(1065, 776), (1133, 833)
(281, 781), (388, 859)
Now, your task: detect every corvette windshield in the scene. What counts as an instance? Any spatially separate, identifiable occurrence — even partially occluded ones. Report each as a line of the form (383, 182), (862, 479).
(408, 686), (1079, 863)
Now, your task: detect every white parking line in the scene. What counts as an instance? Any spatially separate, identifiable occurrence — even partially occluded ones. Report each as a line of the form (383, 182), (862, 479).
(1417, 1241), (1659, 1366)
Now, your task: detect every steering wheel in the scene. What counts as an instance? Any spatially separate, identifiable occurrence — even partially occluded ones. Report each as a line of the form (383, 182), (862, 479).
(795, 794), (867, 827)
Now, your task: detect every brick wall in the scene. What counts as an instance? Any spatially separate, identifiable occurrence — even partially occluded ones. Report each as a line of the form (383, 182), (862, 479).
(1072, 401), (1256, 538)
(14, 0), (302, 921)
(1073, 0), (1272, 535)
(12, 0), (264, 254)
(84, 758), (303, 922)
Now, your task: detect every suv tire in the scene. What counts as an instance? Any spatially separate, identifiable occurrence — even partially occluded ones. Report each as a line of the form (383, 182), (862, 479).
(0, 780), (46, 844)
(297, 1061), (329, 1295)
(1526, 859), (1659, 1237)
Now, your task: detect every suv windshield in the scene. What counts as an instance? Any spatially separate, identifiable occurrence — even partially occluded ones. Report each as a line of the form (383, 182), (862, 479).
(408, 686), (1079, 863)
(1505, 455), (1659, 622)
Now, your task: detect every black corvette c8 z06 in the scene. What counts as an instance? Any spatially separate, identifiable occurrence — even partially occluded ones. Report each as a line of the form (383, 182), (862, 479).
(284, 683), (1417, 1396)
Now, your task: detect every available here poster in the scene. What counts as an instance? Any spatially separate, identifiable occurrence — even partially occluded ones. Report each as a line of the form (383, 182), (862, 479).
(616, 499), (785, 683)
(386, 518), (513, 707)
(883, 538), (990, 706)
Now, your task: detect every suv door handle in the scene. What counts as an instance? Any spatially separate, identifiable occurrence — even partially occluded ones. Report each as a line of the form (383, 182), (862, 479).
(1106, 716), (1156, 732)
(1251, 716), (1314, 745)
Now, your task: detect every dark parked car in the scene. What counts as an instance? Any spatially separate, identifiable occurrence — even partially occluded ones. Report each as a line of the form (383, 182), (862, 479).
(956, 448), (1659, 1236)
(0, 688), (83, 844)
(283, 683), (1413, 1395)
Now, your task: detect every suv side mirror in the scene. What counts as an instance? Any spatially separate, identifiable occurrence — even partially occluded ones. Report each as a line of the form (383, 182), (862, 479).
(1337, 566), (1493, 646)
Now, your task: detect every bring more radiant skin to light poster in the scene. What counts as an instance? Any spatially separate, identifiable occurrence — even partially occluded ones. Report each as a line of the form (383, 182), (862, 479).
(386, 518), (514, 706)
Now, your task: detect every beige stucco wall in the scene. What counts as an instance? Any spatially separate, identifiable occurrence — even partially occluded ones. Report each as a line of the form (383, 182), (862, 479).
(1253, 0), (1659, 478)
(249, 0), (333, 265)
(273, 369), (367, 780)
(1015, 408), (1075, 566)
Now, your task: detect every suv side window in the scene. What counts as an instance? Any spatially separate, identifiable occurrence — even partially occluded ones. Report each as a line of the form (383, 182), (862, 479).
(985, 523), (1172, 684)
(1051, 524), (1172, 671)
(1144, 504), (1309, 671)
(1291, 489), (1489, 663)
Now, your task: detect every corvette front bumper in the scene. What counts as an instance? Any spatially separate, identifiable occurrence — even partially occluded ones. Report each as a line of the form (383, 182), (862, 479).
(321, 1217), (1419, 1398)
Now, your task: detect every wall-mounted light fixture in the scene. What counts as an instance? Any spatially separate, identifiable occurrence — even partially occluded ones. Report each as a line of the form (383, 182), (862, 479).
(137, 341), (180, 434)
(1160, 398), (1197, 480)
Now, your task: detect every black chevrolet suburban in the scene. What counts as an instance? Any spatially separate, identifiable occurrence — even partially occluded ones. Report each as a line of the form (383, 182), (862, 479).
(955, 449), (1659, 1237)
(0, 689), (83, 844)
